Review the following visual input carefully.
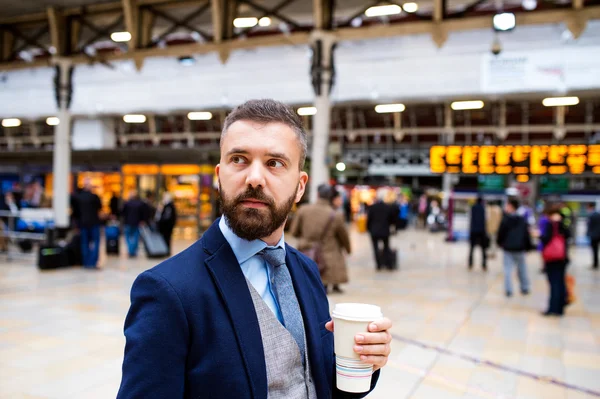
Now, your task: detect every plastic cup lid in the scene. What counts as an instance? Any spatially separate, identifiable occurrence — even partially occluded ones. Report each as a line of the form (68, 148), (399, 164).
(332, 303), (383, 322)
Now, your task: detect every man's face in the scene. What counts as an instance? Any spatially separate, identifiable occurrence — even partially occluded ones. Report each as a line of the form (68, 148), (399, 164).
(216, 120), (308, 241)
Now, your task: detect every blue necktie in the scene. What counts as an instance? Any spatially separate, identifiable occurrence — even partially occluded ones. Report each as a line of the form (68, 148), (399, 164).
(260, 247), (306, 364)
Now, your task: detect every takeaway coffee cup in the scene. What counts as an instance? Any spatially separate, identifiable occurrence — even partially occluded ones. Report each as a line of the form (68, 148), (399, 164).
(332, 303), (383, 393)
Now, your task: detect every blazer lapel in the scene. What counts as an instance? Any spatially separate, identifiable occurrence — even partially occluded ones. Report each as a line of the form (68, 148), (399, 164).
(286, 247), (327, 398)
(203, 222), (267, 399)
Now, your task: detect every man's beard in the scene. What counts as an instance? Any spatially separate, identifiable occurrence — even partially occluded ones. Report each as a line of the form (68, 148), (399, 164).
(219, 182), (298, 241)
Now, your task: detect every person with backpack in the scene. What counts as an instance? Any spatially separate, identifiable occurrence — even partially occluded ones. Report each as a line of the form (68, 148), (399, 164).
(540, 206), (571, 316)
(497, 198), (533, 297)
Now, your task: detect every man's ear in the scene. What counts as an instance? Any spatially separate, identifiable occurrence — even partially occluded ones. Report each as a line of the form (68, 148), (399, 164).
(295, 172), (308, 203)
(215, 164), (220, 191)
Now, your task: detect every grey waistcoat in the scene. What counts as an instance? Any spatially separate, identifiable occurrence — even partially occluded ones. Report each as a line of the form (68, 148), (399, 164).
(246, 280), (318, 399)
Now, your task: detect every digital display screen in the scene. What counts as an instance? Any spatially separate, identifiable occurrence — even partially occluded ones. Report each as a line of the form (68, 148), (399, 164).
(430, 145), (600, 175)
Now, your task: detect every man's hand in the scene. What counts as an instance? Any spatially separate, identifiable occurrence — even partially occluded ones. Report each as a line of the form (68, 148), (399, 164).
(325, 318), (392, 371)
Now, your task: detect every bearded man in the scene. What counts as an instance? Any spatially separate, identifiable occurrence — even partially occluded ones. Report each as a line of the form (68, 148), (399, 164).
(118, 99), (392, 399)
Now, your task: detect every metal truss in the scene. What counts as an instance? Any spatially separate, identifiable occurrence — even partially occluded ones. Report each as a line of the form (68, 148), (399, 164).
(0, 0), (598, 71)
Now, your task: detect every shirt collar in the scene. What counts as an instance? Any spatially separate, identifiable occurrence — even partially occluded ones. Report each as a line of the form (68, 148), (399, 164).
(218, 216), (285, 264)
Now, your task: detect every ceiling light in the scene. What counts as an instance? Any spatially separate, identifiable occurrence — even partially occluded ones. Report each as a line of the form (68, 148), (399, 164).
(375, 104), (405, 113)
(123, 114), (146, 123)
(258, 17), (271, 27)
(451, 100), (485, 110)
(493, 12), (516, 31)
(110, 31), (132, 42)
(178, 56), (195, 66)
(365, 4), (402, 17)
(297, 107), (317, 116)
(403, 2), (419, 13)
(522, 0), (537, 10)
(46, 117), (60, 126)
(233, 17), (258, 28)
(2, 118), (21, 128)
(542, 96), (579, 107)
(336, 162), (347, 172)
(187, 111), (213, 121)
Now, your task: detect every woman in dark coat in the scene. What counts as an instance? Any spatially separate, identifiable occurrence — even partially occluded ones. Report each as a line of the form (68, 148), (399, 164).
(156, 192), (177, 255)
(540, 206), (570, 317)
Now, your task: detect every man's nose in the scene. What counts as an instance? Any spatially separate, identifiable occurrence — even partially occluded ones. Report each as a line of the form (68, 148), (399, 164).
(245, 160), (267, 189)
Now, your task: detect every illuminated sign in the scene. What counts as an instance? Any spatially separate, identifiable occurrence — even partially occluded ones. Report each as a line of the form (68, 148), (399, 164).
(430, 145), (600, 175)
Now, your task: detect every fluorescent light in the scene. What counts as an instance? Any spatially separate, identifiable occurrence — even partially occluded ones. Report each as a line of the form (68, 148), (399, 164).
(46, 117), (60, 126)
(123, 114), (146, 123)
(336, 162), (346, 172)
(2, 118), (21, 127)
(522, 0), (537, 10)
(111, 31), (132, 42)
(403, 2), (419, 13)
(187, 111), (213, 121)
(365, 4), (402, 17)
(493, 12), (516, 31)
(375, 103), (405, 113)
(258, 17), (271, 27)
(542, 96), (580, 107)
(451, 100), (485, 110)
(233, 17), (258, 28)
(297, 107), (317, 116)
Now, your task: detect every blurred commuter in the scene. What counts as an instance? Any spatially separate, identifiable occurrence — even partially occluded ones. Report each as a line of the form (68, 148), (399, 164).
(540, 206), (570, 316)
(497, 198), (533, 297)
(469, 196), (488, 271)
(486, 200), (502, 258)
(396, 194), (410, 231)
(144, 191), (157, 222)
(291, 185), (350, 294)
(72, 179), (102, 269)
(417, 194), (428, 229)
(367, 189), (395, 270)
(122, 190), (148, 258)
(155, 192), (178, 255)
(110, 192), (122, 220)
(587, 203), (600, 270)
(560, 202), (574, 241)
(343, 194), (352, 223)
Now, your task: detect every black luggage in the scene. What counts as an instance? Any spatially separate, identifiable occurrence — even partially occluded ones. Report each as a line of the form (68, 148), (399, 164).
(66, 234), (83, 266)
(377, 248), (398, 271)
(139, 225), (169, 259)
(105, 225), (120, 255)
(38, 245), (69, 270)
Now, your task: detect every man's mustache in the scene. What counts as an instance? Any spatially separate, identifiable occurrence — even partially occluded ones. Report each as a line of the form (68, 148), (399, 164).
(234, 187), (275, 207)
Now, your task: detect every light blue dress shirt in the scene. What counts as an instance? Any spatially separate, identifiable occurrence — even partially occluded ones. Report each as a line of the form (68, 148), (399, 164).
(219, 217), (283, 322)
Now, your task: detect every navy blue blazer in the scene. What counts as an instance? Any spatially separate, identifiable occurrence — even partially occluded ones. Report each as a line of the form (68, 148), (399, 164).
(118, 219), (380, 398)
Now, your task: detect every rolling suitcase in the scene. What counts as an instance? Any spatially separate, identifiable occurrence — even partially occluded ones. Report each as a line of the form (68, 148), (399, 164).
(139, 225), (169, 259)
(105, 224), (120, 255)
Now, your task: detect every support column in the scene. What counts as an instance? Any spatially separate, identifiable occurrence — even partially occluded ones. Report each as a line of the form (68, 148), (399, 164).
(52, 58), (74, 231)
(308, 31), (336, 203)
(442, 104), (454, 210)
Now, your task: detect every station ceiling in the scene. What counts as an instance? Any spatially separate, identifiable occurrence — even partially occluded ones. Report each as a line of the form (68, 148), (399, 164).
(0, 0), (598, 72)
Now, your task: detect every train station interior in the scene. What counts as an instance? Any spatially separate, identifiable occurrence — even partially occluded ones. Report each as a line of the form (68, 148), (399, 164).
(1, 0), (600, 398)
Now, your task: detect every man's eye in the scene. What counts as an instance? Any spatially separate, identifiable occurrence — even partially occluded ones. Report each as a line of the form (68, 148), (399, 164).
(231, 156), (246, 164)
(268, 160), (284, 168)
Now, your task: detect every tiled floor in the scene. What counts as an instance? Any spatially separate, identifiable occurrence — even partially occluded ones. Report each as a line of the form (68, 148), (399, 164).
(1, 227), (599, 398)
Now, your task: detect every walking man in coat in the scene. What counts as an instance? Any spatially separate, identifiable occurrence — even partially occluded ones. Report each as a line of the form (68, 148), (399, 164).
(291, 184), (351, 294)
(156, 192), (178, 255)
(118, 99), (392, 398)
(587, 203), (600, 270)
(367, 190), (395, 270)
(469, 196), (488, 271)
(121, 190), (148, 258)
(497, 198), (532, 297)
(71, 179), (102, 269)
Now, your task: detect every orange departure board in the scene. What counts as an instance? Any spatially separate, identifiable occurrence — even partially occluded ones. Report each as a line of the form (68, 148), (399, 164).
(430, 145), (600, 175)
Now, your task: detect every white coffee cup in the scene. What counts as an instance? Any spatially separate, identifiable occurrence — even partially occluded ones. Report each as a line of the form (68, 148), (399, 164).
(332, 303), (383, 393)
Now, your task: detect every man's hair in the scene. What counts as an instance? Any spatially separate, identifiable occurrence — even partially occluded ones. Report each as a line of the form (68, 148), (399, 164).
(221, 99), (308, 170)
(508, 197), (520, 210)
(317, 184), (331, 200)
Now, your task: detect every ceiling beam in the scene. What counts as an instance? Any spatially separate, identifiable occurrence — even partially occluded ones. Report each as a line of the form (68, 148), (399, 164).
(122, 0), (139, 51)
(1, 31), (15, 62)
(313, 0), (334, 30)
(47, 7), (66, 56)
(139, 7), (155, 48)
